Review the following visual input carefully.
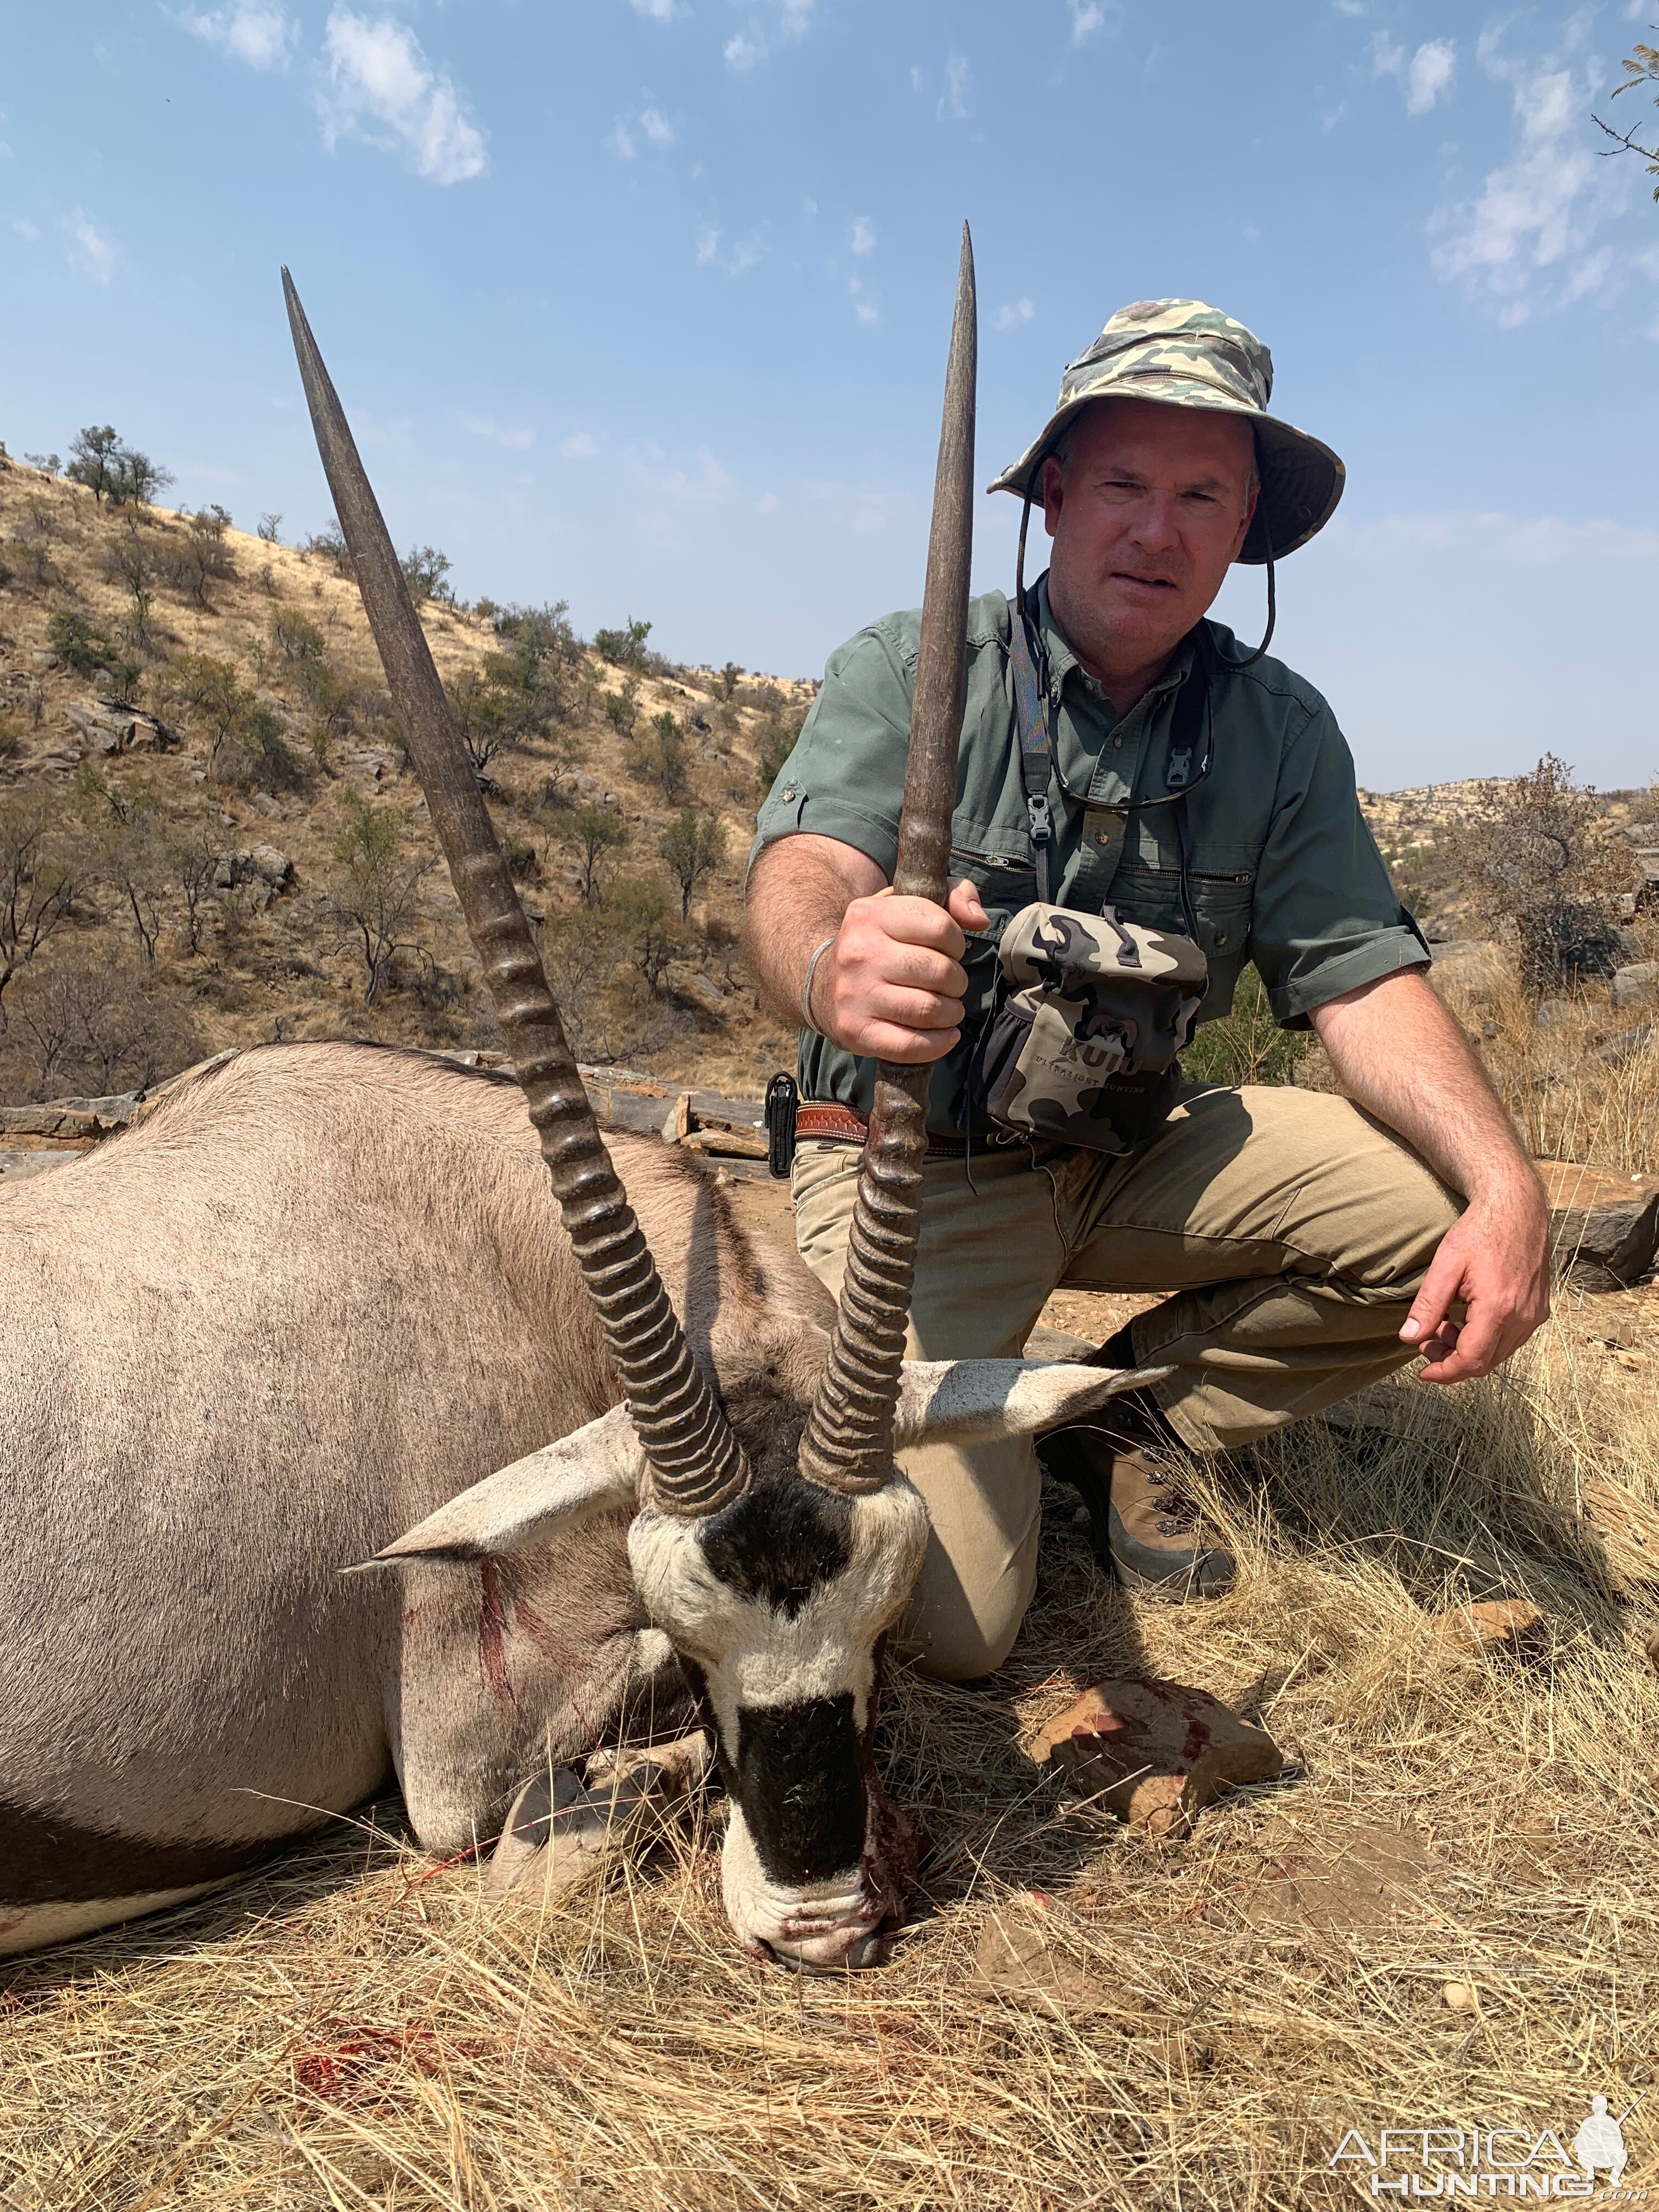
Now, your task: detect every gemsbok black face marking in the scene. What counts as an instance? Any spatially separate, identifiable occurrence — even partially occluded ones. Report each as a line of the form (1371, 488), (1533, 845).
(699, 1481), (853, 1620)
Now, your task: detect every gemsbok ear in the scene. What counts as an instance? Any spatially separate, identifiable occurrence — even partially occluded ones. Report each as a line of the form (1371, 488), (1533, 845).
(893, 1360), (1175, 1448)
(358, 1405), (645, 1567)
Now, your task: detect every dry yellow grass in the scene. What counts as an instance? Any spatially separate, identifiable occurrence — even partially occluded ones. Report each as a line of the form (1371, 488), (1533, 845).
(7, 1193), (1659, 2206)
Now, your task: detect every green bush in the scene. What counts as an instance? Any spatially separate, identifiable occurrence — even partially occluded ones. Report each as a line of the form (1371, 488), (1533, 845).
(230, 705), (308, 793)
(47, 611), (113, 678)
(593, 618), (652, 669)
(270, 608), (326, 662)
(637, 710), (689, 802)
(610, 874), (679, 996)
(1181, 964), (1306, 1089)
(658, 808), (727, 919)
(65, 425), (173, 509)
(754, 718), (795, 797)
(560, 805), (629, 906)
(402, 544), (454, 605)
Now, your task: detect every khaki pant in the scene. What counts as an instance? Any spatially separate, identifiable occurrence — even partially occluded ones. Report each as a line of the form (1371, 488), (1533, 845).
(792, 1084), (1460, 1682)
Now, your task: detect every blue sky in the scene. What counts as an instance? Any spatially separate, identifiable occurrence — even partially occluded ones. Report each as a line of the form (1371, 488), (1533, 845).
(2, 1), (1656, 791)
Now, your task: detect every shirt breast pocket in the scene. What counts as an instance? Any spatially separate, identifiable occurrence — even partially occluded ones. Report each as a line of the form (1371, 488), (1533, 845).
(1109, 863), (1254, 1020)
(950, 845), (1040, 932)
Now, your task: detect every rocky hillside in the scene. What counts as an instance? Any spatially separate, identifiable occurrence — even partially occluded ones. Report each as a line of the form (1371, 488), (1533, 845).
(3, 439), (1653, 1116)
(0, 450), (809, 1106)
(1358, 778), (1659, 943)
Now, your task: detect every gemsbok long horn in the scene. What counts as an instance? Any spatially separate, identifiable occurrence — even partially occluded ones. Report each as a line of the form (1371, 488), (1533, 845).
(282, 268), (749, 1520)
(799, 223), (977, 1496)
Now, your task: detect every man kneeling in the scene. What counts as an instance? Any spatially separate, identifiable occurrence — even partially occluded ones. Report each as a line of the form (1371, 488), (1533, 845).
(746, 298), (1549, 1679)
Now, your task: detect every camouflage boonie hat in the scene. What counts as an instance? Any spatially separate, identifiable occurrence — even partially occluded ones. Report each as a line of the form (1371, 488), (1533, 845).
(989, 298), (1345, 564)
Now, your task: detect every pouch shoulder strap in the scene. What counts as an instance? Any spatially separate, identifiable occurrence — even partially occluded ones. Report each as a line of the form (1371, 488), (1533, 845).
(1006, 589), (1054, 903)
(1008, 599), (1211, 904)
(1164, 626), (1209, 791)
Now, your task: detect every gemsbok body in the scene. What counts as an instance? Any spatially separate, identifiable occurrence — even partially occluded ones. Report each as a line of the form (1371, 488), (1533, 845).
(0, 235), (1160, 1966)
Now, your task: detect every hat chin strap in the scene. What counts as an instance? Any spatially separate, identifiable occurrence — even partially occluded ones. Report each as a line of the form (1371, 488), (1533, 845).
(1014, 496), (1277, 669)
(1235, 534), (1276, 668)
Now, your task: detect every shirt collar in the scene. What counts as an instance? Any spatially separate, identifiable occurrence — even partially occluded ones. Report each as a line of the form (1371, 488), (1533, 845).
(1031, 569), (1198, 714)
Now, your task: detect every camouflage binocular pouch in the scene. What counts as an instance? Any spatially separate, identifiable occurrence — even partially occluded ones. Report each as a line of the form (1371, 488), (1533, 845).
(971, 904), (1208, 1154)
(967, 593), (1211, 1154)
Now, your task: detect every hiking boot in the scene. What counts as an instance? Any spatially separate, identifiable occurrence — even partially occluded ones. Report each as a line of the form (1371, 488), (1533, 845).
(1037, 1424), (1235, 1601)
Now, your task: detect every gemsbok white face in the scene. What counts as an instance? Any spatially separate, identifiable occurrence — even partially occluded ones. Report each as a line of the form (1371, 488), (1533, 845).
(630, 1474), (929, 1968)
(382, 1356), (1165, 1967)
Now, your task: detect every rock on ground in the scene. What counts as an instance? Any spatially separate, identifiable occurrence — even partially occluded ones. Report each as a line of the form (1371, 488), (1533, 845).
(1026, 1676), (1284, 1841)
(1539, 1161), (1659, 1291)
(1612, 961), (1659, 1014)
(1430, 1598), (1545, 1660)
(972, 1902), (1107, 2017)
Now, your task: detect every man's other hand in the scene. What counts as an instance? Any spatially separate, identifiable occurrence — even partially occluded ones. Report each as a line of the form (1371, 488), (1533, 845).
(815, 879), (989, 1063)
(1398, 1174), (1551, 1384)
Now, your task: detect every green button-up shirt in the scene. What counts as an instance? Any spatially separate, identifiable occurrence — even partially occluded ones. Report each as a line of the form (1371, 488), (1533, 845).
(752, 574), (1429, 1139)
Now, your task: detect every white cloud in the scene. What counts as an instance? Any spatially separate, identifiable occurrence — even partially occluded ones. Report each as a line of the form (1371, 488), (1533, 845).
(1430, 27), (1631, 324)
(634, 447), (736, 504)
(994, 297), (1035, 331)
(848, 274), (879, 325)
(627, 0), (682, 17)
(1361, 510), (1659, 561)
(65, 210), (115, 285)
(1406, 37), (1456, 114)
(1068, 1), (1118, 43)
(724, 0), (815, 71)
(850, 215), (875, 255)
(1373, 32), (1457, 116)
(695, 225), (764, 274)
(560, 433), (599, 459)
(805, 479), (913, 535)
(940, 52), (972, 120)
(12, 217), (39, 240)
(1333, 0), (1364, 14)
(608, 101), (675, 157)
(463, 416), (534, 450)
(171, 1), (297, 69)
(318, 10), (487, 185)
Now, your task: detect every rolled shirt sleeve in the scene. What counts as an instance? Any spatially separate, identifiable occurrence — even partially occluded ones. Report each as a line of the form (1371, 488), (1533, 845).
(749, 624), (911, 882)
(1249, 690), (1431, 1029)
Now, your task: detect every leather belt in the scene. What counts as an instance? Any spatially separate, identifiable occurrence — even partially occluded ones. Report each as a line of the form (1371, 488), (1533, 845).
(794, 1102), (968, 1157)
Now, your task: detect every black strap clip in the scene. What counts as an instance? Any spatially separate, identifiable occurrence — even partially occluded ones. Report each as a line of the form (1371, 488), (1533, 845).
(765, 1071), (799, 1178)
